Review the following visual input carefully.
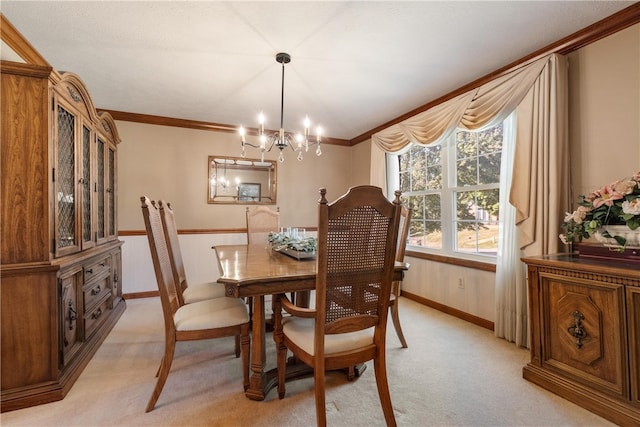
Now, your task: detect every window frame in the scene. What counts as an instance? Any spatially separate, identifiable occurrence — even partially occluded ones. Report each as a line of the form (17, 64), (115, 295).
(387, 119), (510, 265)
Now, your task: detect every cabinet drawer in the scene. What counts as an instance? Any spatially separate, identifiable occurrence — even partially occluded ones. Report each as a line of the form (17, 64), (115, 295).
(84, 257), (110, 283)
(83, 274), (111, 311)
(84, 295), (111, 338)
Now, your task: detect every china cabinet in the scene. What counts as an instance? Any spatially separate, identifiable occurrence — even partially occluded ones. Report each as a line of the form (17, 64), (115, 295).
(522, 253), (640, 426)
(1, 54), (125, 410)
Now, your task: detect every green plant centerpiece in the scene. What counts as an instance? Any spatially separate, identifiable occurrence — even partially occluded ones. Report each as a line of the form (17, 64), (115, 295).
(268, 231), (317, 258)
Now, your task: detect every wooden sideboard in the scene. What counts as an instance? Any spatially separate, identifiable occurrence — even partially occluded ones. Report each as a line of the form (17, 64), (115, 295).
(1, 56), (125, 411)
(522, 253), (640, 426)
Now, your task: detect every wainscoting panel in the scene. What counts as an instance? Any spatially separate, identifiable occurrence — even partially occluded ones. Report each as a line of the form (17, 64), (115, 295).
(120, 233), (246, 295)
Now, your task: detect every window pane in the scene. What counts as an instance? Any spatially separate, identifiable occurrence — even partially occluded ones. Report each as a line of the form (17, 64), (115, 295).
(456, 158), (477, 186)
(407, 195), (424, 219)
(411, 166), (426, 191)
(478, 123), (503, 155)
(457, 222), (498, 254)
(424, 194), (440, 219)
(478, 153), (501, 184)
(456, 131), (477, 158)
(408, 220), (442, 249)
(399, 170), (410, 193)
(426, 165), (442, 189)
(456, 221), (479, 253)
(454, 189), (499, 255)
(405, 195), (442, 249)
(399, 153), (410, 172)
(456, 191), (476, 221)
(476, 189), (500, 221)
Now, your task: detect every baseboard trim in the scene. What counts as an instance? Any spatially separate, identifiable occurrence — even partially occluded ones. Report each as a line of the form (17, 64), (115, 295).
(401, 290), (494, 331)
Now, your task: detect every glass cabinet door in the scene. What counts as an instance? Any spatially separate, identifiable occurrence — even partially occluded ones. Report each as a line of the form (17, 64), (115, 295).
(107, 143), (117, 240)
(95, 137), (107, 245)
(55, 104), (80, 256)
(81, 124), (95, 250)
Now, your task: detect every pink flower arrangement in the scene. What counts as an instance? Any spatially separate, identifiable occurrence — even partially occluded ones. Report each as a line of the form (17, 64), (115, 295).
(560, 171), (640, 247)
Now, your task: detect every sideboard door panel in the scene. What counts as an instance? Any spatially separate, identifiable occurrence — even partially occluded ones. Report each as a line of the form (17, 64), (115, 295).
(542, 274), (627, 397)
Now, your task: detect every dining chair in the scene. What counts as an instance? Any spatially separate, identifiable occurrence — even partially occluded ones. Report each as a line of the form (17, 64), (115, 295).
(273, 186), (402, 427)
(140, 196), (250, 412)
(245, 205), (282, 323)
(158, 200), (226, 305)
(389, 205), (410, 348)
(246, 205), (280, 244)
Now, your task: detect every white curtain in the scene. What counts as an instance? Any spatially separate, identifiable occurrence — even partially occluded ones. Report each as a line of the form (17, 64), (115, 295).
(494, 113), (529, 347)
(372, 54), (569, 346)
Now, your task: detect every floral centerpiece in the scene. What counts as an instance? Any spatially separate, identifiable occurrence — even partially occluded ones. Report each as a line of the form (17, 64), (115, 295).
(560, 171), (640, 249)
(268, 230), (317, 258)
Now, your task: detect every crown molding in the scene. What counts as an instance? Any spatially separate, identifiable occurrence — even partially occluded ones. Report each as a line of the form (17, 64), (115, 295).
(101, 109), (351, 147)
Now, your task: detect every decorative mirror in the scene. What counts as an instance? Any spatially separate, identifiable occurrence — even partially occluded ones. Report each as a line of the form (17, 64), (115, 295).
(207, 156), (277, 204)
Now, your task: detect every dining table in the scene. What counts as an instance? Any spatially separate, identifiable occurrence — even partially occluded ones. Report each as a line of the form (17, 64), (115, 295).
(213, 243), (408, 401)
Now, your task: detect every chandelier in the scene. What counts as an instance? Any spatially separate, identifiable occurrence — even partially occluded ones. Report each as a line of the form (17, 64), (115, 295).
(239, 52), (322, 163)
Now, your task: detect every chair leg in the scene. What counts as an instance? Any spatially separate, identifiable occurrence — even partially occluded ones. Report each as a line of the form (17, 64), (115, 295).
(235, 335), (241, 358)
(314, 364), (327, 427)
(390, 281), (408, 348)
(154, 356), (164, 377)
(146, 337), (176, 412)
(373, 352), (397, 427)
(240, 323), (251, 391)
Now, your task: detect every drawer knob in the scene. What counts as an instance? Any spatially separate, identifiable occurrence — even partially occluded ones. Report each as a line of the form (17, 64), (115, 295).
(92, 308), (103, 320)
(86, 268), (93, 274)
(91, 285), (102, 295)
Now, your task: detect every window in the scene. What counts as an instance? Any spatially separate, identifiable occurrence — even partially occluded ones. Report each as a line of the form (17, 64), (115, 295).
(392, 120), (506, 260)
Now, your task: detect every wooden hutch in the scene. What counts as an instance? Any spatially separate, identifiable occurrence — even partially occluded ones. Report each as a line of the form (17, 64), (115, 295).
(1, 15), (126, 411)
(522, 251), (640, 426)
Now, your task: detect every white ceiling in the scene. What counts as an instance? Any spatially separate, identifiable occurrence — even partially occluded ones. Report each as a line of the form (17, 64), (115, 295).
(1, 1), (634, 141)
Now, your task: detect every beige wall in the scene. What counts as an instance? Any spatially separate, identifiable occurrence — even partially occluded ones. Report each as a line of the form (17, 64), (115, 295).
(349, 138), (372, 187)
(117, 121), (353, 231)
(568, 23), (640, 198)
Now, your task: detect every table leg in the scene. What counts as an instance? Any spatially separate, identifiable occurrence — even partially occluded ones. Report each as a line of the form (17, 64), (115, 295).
(246, 295), (267, 400)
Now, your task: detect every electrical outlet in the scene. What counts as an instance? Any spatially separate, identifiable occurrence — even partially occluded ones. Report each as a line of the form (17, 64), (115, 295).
(458, 278), (465, 289)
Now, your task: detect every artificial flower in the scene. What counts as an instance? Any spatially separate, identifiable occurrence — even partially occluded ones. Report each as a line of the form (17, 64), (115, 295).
(560, 171), (640, 248)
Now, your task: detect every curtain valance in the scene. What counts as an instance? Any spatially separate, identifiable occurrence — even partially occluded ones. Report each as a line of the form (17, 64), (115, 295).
(372, 55), (551, 152)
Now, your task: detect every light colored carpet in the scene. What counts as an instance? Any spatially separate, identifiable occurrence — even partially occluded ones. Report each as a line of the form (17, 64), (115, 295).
(1, 297), (614, 427)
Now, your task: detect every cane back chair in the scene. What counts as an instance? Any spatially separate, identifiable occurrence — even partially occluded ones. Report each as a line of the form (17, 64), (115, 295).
(273, 186), (402, 427)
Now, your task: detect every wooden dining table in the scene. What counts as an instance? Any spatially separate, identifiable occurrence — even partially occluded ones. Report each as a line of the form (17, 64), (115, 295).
(213, 243), (408, 401)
